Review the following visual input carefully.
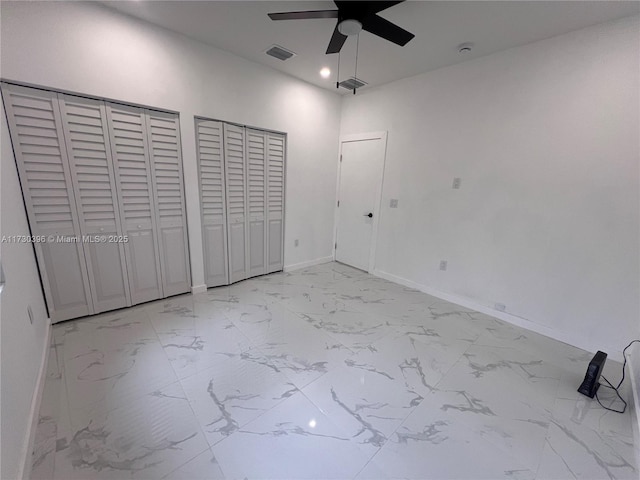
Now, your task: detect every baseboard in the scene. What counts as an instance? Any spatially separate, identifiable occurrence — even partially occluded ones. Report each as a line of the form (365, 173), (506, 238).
(627, 345), (640, 469)
(284, 256), (333, 273)
(191, 284), (207, 294)
(18, 320), (52, 480)
(372, 268), (624, 362)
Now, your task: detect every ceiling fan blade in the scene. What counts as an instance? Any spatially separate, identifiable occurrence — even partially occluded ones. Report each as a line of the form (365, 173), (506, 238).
(367, 1), (405, 14)
(362, 14), (414, 46)
(326, 23), (348, 54)
(268, 10), (339, 21)
(333, 1), (404, 16)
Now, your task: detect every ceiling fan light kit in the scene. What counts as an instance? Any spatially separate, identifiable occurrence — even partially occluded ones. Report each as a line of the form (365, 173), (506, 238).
(338, 19), (363, 36)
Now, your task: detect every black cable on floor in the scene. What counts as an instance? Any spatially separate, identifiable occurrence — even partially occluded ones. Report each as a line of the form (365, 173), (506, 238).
(595, 375), (627, 414)
(593, 339), (640, 414)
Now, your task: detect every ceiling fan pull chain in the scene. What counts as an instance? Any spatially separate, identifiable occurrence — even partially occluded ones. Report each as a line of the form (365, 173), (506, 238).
(354, 33), (359, 94)
(336, 51), (340, 89)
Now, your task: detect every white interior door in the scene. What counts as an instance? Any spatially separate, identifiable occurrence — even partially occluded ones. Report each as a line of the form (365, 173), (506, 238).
(196, 118), (229, 288)
(335, 134), (386, 272)
(246, 128), (267, 278)
(59, 94), (131, 313)
(1, 83), (94, 321)
(106, 103), (164, 304)
(224, 123), (248, 283)
(266, 132), (285, 273)
(146, 110), (191, 297)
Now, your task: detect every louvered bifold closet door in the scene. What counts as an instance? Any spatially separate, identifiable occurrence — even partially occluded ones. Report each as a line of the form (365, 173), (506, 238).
(106, 103), (163, 304)
(224, 123), (249, 283)
(145, 110), (191, 297)
(196, 119), (228, 287)
(246, 129), (267, 278)
(1, 83), (93, 321)
(266, 132), (285, 273)
(59, 95), (131, 313)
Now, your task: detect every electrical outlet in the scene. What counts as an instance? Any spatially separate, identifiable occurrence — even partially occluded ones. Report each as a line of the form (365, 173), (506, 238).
(294, 239), (299, 247)
(27, 305), (34, 324)
(439, 260), (447, 271)
(495, 303), (506, 312)
(390, 199), (399, 208)
(452, 177), (462, 189)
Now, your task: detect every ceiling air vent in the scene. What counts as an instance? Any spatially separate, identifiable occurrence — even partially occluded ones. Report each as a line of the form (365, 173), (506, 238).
(265, 45), (296, 61)
(339, 77), (367, 90)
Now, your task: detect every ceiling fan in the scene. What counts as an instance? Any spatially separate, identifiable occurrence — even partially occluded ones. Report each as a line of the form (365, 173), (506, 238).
(268, 1), (415, 54)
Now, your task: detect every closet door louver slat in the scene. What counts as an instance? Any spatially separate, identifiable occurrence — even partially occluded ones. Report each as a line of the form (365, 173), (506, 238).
(196, 119), (229, 287)
(106, 103), (163, 304)
(266, 132), (285, 273)
(146, 110), (191, 296)
(246, 128), (267, 278)
(59, 95), (131, 312)
(1, 83), (93, 321)
(224, 123), (248, 283)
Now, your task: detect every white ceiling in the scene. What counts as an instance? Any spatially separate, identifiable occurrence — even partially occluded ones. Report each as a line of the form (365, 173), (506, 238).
(104, 1), (639, 94)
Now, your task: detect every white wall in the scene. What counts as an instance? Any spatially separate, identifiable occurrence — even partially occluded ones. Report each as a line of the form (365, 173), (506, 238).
(0, 0), (342, 287)
(340, 16), (640, 358)
(629, 343), (640, 471)
(1, 107), (50, 479)
(0, 2), (341, 478)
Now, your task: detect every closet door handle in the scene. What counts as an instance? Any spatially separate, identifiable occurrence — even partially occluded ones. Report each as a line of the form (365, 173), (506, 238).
(364, 213), (373, 218)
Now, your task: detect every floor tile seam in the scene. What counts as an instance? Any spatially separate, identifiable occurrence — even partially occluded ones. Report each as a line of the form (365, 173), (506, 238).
(296, 317), (379, 357)
(436, 338), (561, 422)
(158, 444), (212, 480)
(430, 333), (481, 393)
(545, 391), (634, 440)
(322, 372), (435, 471)
(51, 362), (74, 479)
(293, 386), (384, 465)
(32, 377), (60, 480)
(139, 308), (188, 389)
(349, 454), (379, 480)
(434, 336), (553, 474)
(175, 362), (312, 453)
(268, 298), (363, 354)
(63, 314), (180, 429)
(406, 389), (544, 476)
(160, 378), (219, 480)
(206, 387), (339, 476)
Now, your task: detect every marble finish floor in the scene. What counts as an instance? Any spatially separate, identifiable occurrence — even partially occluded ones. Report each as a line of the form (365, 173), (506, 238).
(30, 262), (636, 479)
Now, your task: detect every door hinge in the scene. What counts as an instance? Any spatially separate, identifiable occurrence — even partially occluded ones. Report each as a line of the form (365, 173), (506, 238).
(335, 242), (337, 249)
(337, 200), (340, 207)
(340, 155), (342, 162)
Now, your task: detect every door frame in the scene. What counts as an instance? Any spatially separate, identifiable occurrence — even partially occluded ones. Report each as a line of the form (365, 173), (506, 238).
(332, 131), (388, 273)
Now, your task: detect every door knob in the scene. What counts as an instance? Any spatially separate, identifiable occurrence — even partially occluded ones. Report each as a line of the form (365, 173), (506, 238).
(364, 213), (373, 218)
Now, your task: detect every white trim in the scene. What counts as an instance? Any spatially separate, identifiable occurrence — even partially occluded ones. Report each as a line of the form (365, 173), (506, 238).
(372, 268), (625, 362)
(284, 256), (333, 272)
(627, 346), (640, 469)
(333, 131), (388, 273)
(191, 284), (207, 294)
(18, 320), (52, 480)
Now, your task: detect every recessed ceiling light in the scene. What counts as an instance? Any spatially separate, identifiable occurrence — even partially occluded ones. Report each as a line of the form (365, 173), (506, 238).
(320, 67), (331, 78)
(457, 42), (474, 54)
